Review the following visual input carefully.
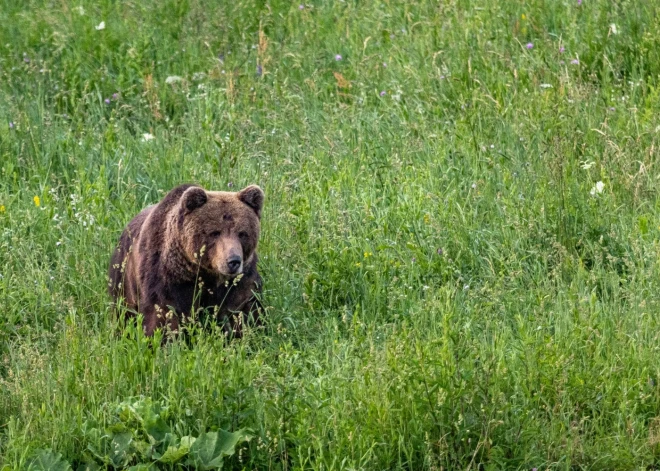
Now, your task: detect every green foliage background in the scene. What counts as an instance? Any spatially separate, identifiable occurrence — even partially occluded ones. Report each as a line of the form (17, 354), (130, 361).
(2, 0), (660, 468)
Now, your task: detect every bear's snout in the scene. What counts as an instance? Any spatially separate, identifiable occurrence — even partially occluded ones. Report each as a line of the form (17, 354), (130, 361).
(211, 236), (244, 277)
(226, 254), (242, 274)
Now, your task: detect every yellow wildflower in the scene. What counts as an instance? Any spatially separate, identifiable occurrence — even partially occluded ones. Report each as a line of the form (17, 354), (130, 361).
(363, 251), (372, 259)
(424, 214), (431, 224)
(0, 205), (5, 213)
(33, 196), (40, 207)
(521, 14), (526, 20)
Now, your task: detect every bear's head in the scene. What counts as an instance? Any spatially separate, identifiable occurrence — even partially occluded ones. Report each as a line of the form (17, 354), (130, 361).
(178, 185), (264, 278)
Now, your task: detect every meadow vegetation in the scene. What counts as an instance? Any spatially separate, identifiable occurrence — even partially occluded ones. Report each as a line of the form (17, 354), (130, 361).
(2, 0), (660, 468)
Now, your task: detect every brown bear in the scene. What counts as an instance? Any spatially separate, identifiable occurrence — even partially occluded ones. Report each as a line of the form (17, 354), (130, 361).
(108, 183), (264, 337)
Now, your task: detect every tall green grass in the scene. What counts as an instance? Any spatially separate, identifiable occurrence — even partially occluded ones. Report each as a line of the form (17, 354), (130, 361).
(2, 0), (660, 468)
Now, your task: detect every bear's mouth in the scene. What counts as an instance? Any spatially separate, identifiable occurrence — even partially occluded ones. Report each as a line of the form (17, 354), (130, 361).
(214, 263), (244, 281)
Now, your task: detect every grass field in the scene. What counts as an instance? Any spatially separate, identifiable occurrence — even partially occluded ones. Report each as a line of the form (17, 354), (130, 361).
(2, 0), (660, 468)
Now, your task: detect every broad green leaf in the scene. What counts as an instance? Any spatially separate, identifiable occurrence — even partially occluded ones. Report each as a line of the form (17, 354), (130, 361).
(109, 432), (134, 468)
(154, 435), (196, 463)
(27, 449), (72, 471)
(187, 429), (250, 469)
(127, 465), (158, 471)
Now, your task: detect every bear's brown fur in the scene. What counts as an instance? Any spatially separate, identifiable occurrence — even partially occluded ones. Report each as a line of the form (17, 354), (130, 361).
(108, 184), (264, 337)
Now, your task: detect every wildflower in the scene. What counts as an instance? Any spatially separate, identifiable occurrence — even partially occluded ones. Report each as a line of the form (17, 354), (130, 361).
(577, 0), (581, 4)
(299, 4), (304, 9)
(571, 59), (579, 65)
(142, 133), (155, 141)
(463, 284), (470, 290)
(610, 23), (618, 35)
(380, 90), (386, 97)
(560, 46), (565, 53)
(364, 251), (372, 258)
(95, 21), (105, 30)
(335, 54), (342, 61)
(540, 83), (552, 89)
(23, 57), (30, 63)
(256, 64), (263, 77)
(112, 93), (119, 100)
(33, 196), (41, 207)
(580, 160), (595, 170)
(424, 214), (431, 224)
(383, 62), (387, 67)
(526, 42), (533, 50)
(471, 183), (477, 189)
(104, 98), (110, 104)
(227, 182), (233, 188)
(8, 122), (14, 129)
(0, 205), (5, 213)
(590, 181), (605, 196)
(165, 75), (183, 84)
(436, 248), (443, 255)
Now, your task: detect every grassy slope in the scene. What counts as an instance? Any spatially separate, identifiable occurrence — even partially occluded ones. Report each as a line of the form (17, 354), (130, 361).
(1, 0), (660, 468)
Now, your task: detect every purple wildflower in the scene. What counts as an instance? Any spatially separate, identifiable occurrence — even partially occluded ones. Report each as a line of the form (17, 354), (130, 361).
(299, 4), (304, 9)
(335, 54), (342, 61)
(571, 59), (580, 65)
(411, 257), (416, 263)
(380, 90), (386, 97)
(577, 0), (582, 5)
(8, 122), (14, 129)
(609, 107), (616, 111)
(256, 64), (263, 77)
(526, 42), (534, 50)
(23, 57), (30, 63)
(112, 93), (119, 100)
(437, 248), (443, 255)
(104, 98), (110, 105)
(560, 46), (565, 53)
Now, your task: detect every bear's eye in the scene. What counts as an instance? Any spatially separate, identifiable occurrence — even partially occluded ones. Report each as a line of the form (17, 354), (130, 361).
(209, 230), (222, 238)
(238, 231), (248, 239)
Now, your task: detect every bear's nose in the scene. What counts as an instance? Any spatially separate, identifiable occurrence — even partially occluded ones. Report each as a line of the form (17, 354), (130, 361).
(227, 255), (242, 274)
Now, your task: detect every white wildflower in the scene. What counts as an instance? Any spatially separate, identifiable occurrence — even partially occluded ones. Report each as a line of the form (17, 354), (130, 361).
(580, 161), (595, 170)
(142, 133), (155, 142)
(95, 21), (106, 30)
(165, 75), (183, 84)
(590, 181), (605, 196)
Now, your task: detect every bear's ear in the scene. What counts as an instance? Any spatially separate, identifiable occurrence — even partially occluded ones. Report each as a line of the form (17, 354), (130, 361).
(181, 186), (208, 214)
(238, 185), (264, 218)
